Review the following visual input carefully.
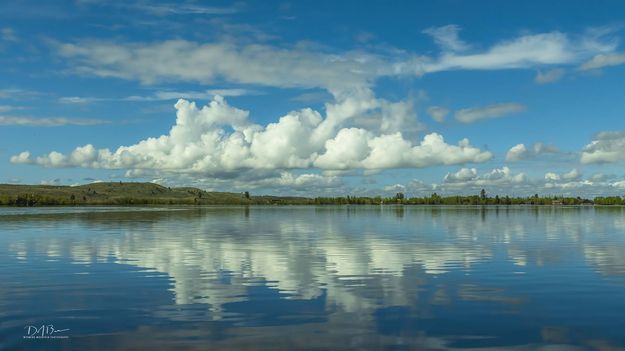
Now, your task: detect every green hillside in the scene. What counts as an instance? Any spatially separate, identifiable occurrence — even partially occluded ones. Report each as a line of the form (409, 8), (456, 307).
(0, 182), (312, 206)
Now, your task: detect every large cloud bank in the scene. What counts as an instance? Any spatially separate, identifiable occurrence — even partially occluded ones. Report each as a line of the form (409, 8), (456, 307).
(12, 94), (492, 178)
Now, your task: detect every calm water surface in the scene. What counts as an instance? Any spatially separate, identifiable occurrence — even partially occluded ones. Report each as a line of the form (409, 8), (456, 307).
(1, 206), (624, 350)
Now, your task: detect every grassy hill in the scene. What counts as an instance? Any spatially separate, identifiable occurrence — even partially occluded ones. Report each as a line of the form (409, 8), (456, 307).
(0, 182), (313, 206)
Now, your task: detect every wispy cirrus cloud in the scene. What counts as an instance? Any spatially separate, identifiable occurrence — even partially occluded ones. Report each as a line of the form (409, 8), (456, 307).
(535, 68), (566, 84)
(0, 105), (20, 112)
(290, 91), (334, 103)
(124, 89), (261, 101)
(426, 106), (449, 123)
(55, 40), (405, 92)
(76, 0), (240, 16)
(0, 88), (42, 100)
(455, 103), (526, 123)
(59, 89), (261, 104)
(579, 53), (625, 71)
(131, 2), (240, 16)
(58, 96), (104, 104)
(422, 25), (470, 52)
(52, 27), (617, 94)
(423, 29), (616, 73)
(0, 115), (108, 126)
(1, 27), (17, 42)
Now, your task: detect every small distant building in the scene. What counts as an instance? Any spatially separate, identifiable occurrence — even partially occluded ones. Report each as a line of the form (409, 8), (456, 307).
(552, 200), (563, 205)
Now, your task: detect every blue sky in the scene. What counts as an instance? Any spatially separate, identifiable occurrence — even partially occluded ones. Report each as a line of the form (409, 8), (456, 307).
(2, 0), (625, 197)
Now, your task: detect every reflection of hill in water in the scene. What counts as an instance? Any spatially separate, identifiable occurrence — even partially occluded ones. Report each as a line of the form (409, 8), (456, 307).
(4, 206), (625, 315)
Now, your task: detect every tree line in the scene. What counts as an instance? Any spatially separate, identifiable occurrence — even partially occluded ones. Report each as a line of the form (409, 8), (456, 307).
(313, 189), (625, 206)
(2, 188), (624, 207)
(313, 191), (597, 206)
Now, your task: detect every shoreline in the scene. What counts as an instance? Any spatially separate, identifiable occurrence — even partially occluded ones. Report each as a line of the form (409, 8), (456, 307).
(1, 181), (622, 207)
(1, 203), (620, 208)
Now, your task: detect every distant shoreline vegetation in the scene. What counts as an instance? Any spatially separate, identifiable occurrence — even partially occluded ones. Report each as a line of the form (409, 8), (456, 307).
(0, 182), (623, 207)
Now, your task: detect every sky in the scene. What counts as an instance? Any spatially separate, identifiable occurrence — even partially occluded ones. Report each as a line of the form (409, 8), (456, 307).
(2, 0), (625, 197)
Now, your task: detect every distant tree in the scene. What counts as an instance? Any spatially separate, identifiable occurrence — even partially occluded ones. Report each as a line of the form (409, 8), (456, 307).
(244, 191), (250, 199)
(429, 192), (441, 205)
(480, 189), (487, 200)
(395, 192), (404, 200)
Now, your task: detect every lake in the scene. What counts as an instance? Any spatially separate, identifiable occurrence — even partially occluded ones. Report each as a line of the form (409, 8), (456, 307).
(1, 206), (624, 350)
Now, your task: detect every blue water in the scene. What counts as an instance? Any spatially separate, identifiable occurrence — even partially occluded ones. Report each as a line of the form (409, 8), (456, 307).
(1, 206), (624, 350)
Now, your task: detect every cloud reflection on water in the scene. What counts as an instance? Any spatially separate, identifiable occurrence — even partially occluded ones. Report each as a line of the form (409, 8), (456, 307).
(2, 206), (625, 350)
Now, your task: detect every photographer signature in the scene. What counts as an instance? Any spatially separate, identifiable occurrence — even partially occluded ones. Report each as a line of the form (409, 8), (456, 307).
(23, 324), (70, 339)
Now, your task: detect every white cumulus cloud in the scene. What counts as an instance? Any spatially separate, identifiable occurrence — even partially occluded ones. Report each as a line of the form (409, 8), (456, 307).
(562, 168), (581, 181)
(442, 167), (527, 189)
(12, 95), (492, 178)
(533, 142), (559, 154)
(443, 168), (478, 183)
(544, 169), (581, 183)
(544, 172), (560, 182)
(505, 144), (530, 162)
(580, 131), (625, 164)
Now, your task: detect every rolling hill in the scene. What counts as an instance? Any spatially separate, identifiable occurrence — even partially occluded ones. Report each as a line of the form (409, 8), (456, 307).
(0, 182), (312, 206)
